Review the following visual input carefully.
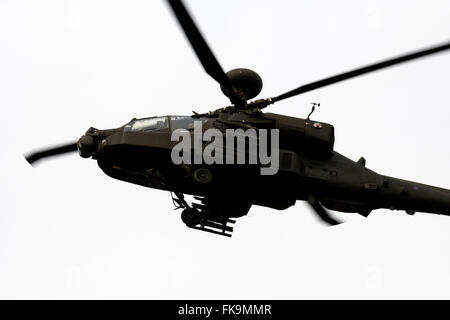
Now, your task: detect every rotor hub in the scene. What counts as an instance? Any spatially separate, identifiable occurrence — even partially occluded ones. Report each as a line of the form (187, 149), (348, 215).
(221, 68), (263, 101)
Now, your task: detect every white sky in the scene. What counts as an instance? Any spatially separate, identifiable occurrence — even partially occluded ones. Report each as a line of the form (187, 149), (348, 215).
(1, 0), (450, 299)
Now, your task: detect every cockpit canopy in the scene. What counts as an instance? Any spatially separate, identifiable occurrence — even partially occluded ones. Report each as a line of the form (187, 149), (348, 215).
(124, 115), (205, 133)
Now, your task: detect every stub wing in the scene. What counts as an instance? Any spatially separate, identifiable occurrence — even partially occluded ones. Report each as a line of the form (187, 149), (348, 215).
(172, 193), (251, 237)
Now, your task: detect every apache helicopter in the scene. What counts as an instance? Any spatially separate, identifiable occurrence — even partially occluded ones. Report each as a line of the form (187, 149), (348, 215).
(26, 0), (450, 237)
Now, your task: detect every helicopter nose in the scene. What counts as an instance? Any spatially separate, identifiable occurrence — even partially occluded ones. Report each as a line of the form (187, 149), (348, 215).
(77, 135), (97, 158)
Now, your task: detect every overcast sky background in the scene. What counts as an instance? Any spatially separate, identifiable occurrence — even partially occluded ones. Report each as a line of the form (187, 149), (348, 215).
(1, 0), (450, 299)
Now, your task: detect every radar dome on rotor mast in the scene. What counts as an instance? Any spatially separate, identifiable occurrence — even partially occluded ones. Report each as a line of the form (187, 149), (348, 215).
(221, 68), (263, 101)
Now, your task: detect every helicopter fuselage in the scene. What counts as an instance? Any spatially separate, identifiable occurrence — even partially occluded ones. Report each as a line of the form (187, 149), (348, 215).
(82, 112), (450, 220)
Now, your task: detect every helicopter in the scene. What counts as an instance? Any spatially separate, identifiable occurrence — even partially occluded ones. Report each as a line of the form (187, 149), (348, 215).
(25, 0), (450, 237)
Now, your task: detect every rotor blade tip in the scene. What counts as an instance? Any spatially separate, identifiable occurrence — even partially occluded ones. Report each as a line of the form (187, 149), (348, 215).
(24, 154), (37, 166)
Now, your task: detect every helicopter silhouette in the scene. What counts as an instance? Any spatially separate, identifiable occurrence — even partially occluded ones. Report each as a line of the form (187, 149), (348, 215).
(25, 0), (450, 237)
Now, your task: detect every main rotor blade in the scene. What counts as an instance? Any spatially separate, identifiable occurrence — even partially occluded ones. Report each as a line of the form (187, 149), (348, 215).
(166, 0), (244, 106)
(272, 41), (450, 103)
(307, 196), (342, 226)
(25, 142), (78, 165)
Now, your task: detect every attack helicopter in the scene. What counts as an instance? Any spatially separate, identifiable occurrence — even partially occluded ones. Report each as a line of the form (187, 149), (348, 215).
(26, 0), (450, 237)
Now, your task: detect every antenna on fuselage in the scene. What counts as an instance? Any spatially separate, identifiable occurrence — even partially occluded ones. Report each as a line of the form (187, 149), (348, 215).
(307, 102), (320, 120)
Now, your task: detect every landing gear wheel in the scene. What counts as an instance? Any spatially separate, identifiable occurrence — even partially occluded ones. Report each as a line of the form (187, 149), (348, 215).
(192, 167), (213, 184)
(181, 208), (202, 227)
